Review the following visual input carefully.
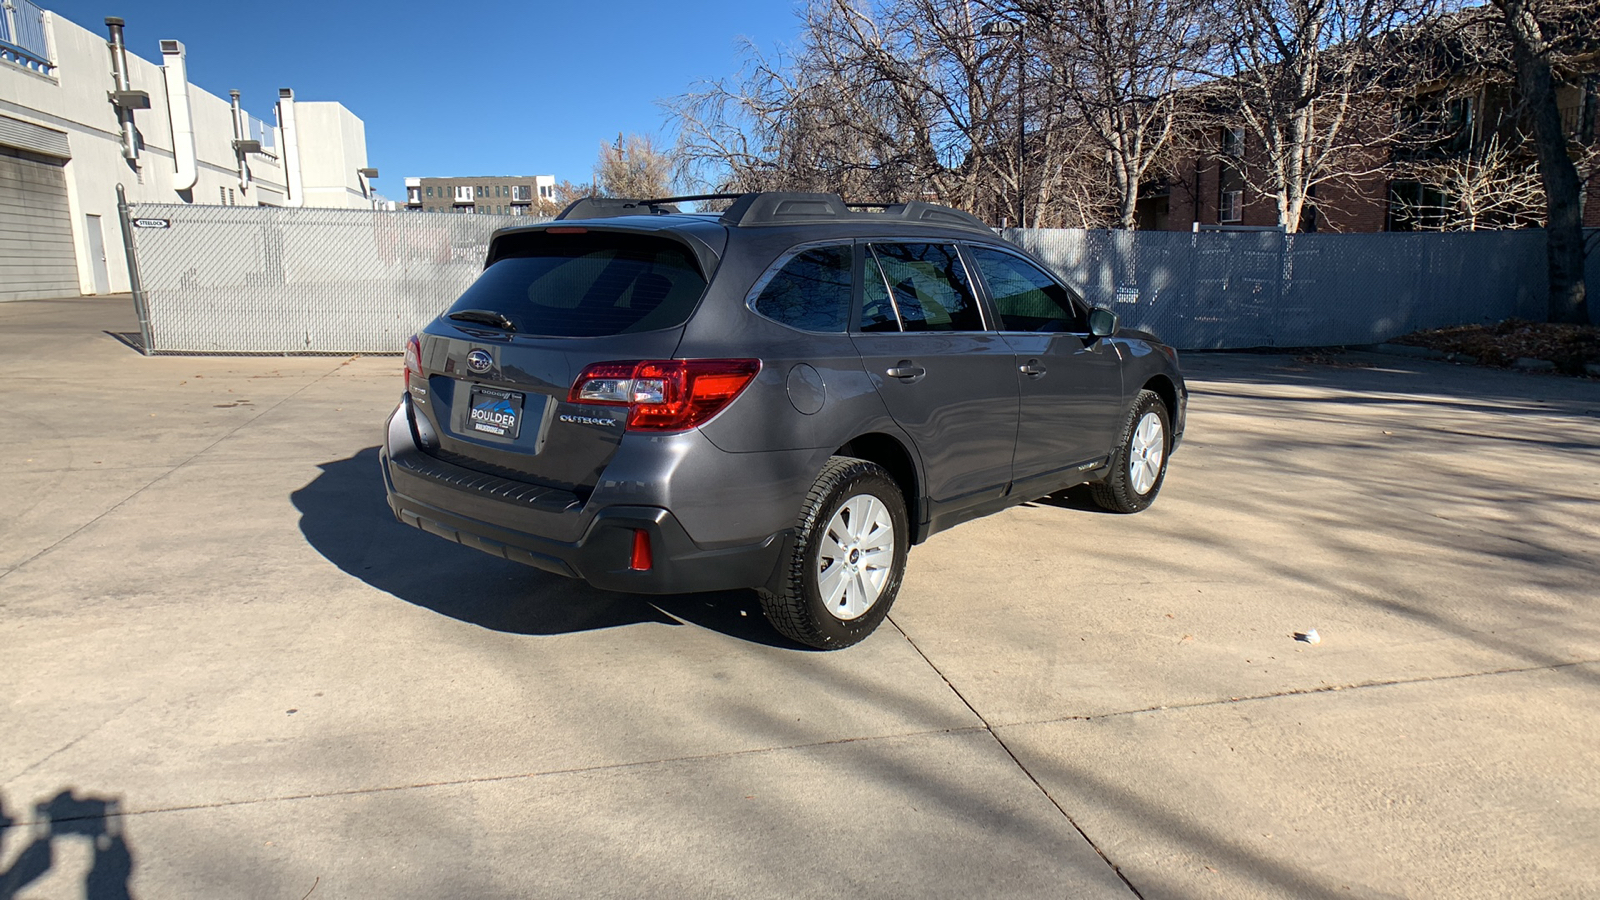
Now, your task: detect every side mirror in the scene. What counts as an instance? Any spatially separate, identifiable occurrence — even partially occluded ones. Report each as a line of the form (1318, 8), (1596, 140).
(1088, 307), (1118, 338)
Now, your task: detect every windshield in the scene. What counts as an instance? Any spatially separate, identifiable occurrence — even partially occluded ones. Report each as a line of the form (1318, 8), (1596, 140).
(449, 232), (707, 337)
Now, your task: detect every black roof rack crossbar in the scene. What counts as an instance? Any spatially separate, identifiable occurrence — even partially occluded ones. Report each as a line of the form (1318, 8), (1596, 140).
(642, 193), (745, 205)
(553, 193), (752, 221)
(553, 197), (685, 221)
(718, 192), (994, 232)
(555, 191), (994, 232)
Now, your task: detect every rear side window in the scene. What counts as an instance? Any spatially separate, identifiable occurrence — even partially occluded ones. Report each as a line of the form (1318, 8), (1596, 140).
(966, 246), (1088, 333)
(864, 243), (984, 332)
(750, 244), (853, 332)
(449, 232), (707, 337)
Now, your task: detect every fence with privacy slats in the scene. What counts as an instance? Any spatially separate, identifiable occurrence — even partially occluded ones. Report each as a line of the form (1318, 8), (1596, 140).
(123, 202), (1591, 354)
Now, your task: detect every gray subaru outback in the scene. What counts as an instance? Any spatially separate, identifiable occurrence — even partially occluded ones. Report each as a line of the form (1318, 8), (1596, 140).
(381, 192), (1186, 649)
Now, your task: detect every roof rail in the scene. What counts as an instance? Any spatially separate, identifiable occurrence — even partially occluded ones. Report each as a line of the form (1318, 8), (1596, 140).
(555, 191), (994, 233)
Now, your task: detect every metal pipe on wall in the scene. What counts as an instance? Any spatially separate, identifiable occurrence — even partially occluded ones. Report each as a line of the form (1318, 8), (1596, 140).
(229, 90), (250, 193)
(104, 17), (138, 164)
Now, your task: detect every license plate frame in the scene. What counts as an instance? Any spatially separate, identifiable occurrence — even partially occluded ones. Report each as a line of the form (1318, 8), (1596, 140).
(466, 385), (525, 439)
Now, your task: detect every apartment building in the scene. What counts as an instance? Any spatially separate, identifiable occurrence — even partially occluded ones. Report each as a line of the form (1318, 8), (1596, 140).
(0, 5), (378, 300)
(404, 175), (556, 215)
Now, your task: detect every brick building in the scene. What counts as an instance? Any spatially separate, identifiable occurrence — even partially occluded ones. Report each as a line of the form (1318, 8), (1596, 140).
(1140, 63), (1599, 233)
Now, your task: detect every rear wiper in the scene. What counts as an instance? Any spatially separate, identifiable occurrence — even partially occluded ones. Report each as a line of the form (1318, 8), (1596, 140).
(447, 309), (516, 331)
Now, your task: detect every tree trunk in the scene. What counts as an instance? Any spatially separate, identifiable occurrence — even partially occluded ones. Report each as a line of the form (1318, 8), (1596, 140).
(1499, 0), (1589, 324)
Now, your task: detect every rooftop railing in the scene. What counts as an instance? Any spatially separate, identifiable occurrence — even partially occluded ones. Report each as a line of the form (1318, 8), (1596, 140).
(247, 113), (277, 156)
(0, 0), (54, 75)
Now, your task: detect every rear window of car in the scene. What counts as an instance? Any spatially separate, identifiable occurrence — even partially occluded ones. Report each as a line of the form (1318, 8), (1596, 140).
(449, 232), (707, 337)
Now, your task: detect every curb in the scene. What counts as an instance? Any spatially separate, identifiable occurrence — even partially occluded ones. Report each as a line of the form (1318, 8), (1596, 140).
(1354, 343), (1478, 365)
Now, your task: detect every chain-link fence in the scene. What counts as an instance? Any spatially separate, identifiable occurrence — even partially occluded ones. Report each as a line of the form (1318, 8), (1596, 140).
(1003, 227), (1555, 349)
(126, 204), (545, 353)
(124, 203), (1575, 354)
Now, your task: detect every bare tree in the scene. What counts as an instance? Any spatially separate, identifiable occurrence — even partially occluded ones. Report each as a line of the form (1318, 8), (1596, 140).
(668, 0), (1115, 225)
(1488, 0), (1594, 323)
(1207, 0), (1440, 232)
(595, 133), (674, 199)
(1395, 134), (1546, 228)
(1401, 0), (1595, 319)
(1019, 0), (1215, 228)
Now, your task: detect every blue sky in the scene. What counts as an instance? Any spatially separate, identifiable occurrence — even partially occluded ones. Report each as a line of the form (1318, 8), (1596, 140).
(43, 0), (804, 197)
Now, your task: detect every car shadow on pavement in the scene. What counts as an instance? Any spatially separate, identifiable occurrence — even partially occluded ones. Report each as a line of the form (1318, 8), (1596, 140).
(0, 789), (134, 900)
(1022, 484), (1120, 513)
(291, 448), (809, 649)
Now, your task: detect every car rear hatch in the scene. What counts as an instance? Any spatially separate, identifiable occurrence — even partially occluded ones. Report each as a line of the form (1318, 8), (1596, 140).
(409, 225), (716, 495)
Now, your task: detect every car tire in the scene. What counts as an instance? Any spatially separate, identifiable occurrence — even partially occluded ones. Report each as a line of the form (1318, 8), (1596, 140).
(1090, 389), (1171, 514)
(758, 456), (909, 650)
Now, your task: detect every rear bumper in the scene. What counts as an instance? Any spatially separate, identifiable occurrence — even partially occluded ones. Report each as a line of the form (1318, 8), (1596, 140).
(380, 400), (790, 594)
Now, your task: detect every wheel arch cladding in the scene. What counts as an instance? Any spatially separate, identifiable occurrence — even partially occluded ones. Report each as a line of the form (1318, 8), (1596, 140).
(1142, 374), (1180, 425)
(836, 432), (922, 537)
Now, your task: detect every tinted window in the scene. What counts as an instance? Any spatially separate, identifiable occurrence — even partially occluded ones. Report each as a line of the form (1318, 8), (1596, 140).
(967, 246), (1087, 332)
(860, 254), (901, 332)
(866, 243), (984, 332)
(750, 245), (853, 332)
(449, 233), (707, 337)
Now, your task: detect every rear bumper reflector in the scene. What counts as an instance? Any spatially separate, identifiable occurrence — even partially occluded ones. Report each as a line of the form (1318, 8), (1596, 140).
(630, 529), (653, 571)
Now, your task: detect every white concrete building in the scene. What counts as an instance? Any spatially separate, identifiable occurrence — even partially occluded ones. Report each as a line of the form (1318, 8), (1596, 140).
(0, 5), (379, 300)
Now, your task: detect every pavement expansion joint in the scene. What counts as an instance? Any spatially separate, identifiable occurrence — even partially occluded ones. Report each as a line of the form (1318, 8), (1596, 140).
(996, 657), (1600, 731)
(0, 724), (992, 831)
(886, 616), (1146, 899)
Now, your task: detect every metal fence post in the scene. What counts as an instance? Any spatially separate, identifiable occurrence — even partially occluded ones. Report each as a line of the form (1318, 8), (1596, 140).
(116, 184), (153, 355)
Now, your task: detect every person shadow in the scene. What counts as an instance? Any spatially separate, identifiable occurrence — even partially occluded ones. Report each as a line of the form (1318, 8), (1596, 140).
(290, 448), (807, 648)
(0, 790), (134, 900)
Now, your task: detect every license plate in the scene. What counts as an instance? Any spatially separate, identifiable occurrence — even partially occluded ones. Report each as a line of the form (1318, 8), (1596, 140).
(467, 385), (524, 438)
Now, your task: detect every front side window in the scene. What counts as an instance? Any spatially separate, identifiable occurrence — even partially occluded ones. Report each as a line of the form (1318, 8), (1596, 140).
(750, 244), (853, 332)
(863, 243), (983, 332)
(966, 246), (1087, 333)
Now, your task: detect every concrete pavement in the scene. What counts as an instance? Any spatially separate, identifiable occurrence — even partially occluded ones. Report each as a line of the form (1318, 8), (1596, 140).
(2, 297), (1597, 898)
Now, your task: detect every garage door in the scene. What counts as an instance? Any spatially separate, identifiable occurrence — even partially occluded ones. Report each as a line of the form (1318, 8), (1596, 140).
(0, 145), (78, 302)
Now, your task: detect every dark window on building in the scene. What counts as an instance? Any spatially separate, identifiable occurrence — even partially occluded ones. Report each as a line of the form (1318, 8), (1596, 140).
(966, 246), (1087, 332)
(863, 243), (984, 332)
(750, 244), (853, 332)
(1221, 126), (1244, 158)
(1387, 181), (1447, 231)
(1219, 162), (1244, 223)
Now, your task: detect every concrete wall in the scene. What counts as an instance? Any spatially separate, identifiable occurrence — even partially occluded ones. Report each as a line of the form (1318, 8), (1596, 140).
(295, 101), (368, 210)
(0, 9), (373, 298)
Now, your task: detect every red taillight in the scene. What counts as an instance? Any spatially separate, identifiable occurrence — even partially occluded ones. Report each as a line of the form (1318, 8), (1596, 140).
(630, 529), (653, 570)
(404, 334), (422, 388)
(568, 359), (761, 432)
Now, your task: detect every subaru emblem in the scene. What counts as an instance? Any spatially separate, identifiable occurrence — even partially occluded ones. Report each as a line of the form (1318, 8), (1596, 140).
(466, 349), (493, 374)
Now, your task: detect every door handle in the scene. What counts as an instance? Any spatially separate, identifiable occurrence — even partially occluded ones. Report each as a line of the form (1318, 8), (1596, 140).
(1019, 360), (1047, 377)
(886, 362), (926, 380)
